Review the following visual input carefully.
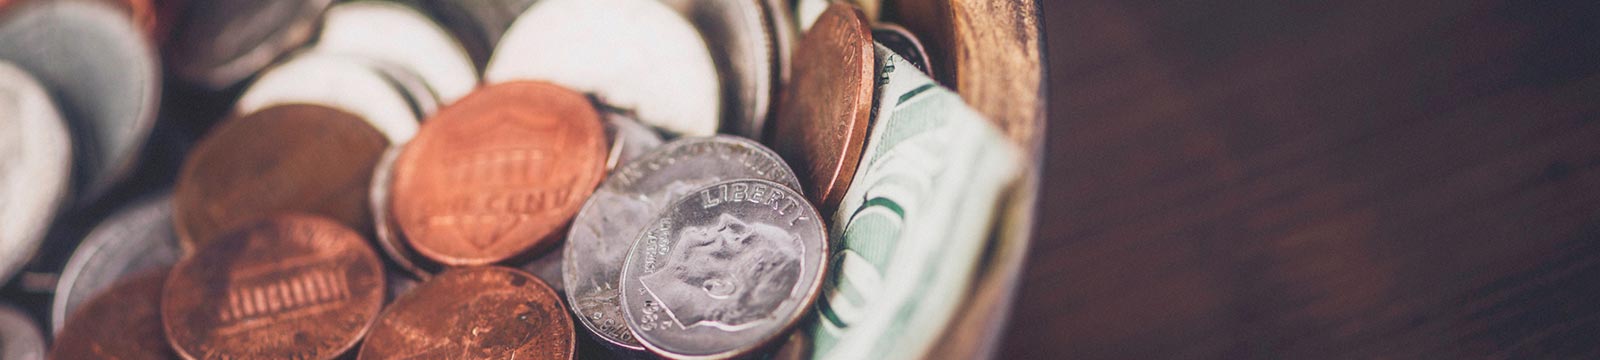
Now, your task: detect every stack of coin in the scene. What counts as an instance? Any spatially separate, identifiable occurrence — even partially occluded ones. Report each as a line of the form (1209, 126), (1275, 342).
(0, 0), (1031, 359)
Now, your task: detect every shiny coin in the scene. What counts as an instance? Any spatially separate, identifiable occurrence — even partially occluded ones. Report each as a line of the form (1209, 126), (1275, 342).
(872, 23), (934, 77)
(566, 136), (800, 351)
(603, 112), (665, 172)
(763, 0), (796, 88)
(661, 0), (777, 139)
(393, 81), (607, 266)
(51, 193), (181, 334)
(357, 266), (574, 360)
(419, 0), (537, 70)
(314, 1), (478, 104)
(620, 179), (826, 359)
(166, 0), (331, 89)
(0, 302), (45, 360)
(163, 215), (385, 360)
(486, 0), (720, 136)
(0, 60), (72, 285)
(175, 104), (387, 251)
(50, 267), (174, 360)
(0, 0), (160, 204)
(770, 3), (875, 212)
(236, 52), (425, 143)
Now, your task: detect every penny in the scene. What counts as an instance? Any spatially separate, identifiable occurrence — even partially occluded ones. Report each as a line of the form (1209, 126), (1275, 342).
(50, 267), (174, 360)
(485, 0), (721, 136)
(175, 104), (387, 251)
(566, 136), (801, 351)
(770, 3), (875, 212)
(369, 146), (439, 279)
(51, 193), (181, 333)
(0, 302), (45, 360)
(0, 61), (71, 285)
(661, 0), (777, 139)
(872, 23), (934, 77)
(0, 0), (160, 204)
(314, 1), (478, 104)
(889, 0), (1045, 148)
(165, 0), (331, 89)
(419, 0), (538, 70)
(163, 215), (385, 360)
(357, 266), (574, 360)
(393, 81), (607, 266)
(620, 179), (827, 359)
(236, 52), (424, 143)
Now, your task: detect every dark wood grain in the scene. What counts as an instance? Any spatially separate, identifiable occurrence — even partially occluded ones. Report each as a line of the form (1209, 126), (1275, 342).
(1008, 1), (1600, 358)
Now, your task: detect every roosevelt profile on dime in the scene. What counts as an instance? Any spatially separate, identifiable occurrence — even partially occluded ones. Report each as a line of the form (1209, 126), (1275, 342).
(641, 213), (803, 330)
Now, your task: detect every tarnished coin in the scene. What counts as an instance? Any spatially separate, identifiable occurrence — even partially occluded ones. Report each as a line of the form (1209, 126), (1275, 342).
(175, 104), (387, 251)
(0, 302), (44, 360)
(393, 81), (607, 266)
(566, 136), (800, 351)
(0, 61), (71, 285)
(0, 0), (160, 204)
(872, 24), (934, 77)
(314, 1), (478, 104)
(420, 0), (538, 70)
(52, 193), (181, 333)
(236, 52), (425, 143)
(661, 0), (777, 139)
(50, 267), (174, 360)
(163, 215), (385, 360)
(486, 0), (720, 136)
(166, 0), (331, 89)
(620, 179), (826, 359)
(770, 3), (875, 212)
(357, 266), (574, 360)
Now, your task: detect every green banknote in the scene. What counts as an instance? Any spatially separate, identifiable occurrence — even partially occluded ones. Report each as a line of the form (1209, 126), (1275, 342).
(807, 43), (1023, 360)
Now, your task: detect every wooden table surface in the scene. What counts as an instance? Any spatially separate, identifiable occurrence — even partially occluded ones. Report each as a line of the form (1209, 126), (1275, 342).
(1006, 1), (1600, 358)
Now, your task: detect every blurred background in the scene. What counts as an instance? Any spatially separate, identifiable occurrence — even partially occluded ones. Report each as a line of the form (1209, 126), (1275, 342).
(1010, 1), (1600, 358)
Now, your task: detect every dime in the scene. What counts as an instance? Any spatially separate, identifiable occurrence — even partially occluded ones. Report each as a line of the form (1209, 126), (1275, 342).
(661, 0), (777, 139)
(163, 215), (385, 360)
(175, 104), (387, 251)
(485, 0), (720, 136)
(620, 179), (826, 359)
(165, 0), (331, 89)
(51, 193), (181, 333)
(566, 136), (801, 351)
(872, 23), (934, 77)
(314, 1), (478, 104)
(0, 61), (72, 285)
(393, 81), (607, 266)
(0, 0), (160, 204)
(419, 0), (538, 70)
(50, 267), (174, 360)
(770, 3), (875, 212)
(236, 52), (425, 143)
(357, 266), (574, 360)
(0, 302), (44, 360)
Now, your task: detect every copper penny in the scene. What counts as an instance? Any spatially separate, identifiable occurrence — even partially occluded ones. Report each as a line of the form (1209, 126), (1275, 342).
(357, 266), (574, 360)
(162, 214), (385, 360)
(392, 81), (607, 266)
(50, 267), (175, 360)
(175, 104), (387, 252)
(770, 3), (875, 212)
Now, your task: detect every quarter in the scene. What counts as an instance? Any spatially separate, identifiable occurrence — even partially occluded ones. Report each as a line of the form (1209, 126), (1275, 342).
(419, 0), (538, 70)
(357, 266), (574, 360)
(0, 61), (72, 285)
(165, 0), (331, 89)
(50, 267), (175, 360)
(162, 215), (385, 360)
(235, 52), (426, 143)
(770, 3), (876, 212)
(51, 193), (181, 333)
(313, 1), (478, 104)
(620, 179), (826, 359)
(661, 0), (778, 139)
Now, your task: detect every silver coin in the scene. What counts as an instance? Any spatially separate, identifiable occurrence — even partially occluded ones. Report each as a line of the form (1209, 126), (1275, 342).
(236, 52), (422, 142)
(568, 137), (801, 351)
(166, 0), (332, 89)
(620, 178), (825, 358)
(0, 61), (72, 285)
(50, 193), (181, 334)
(872, 24), (934, 77)
(314, 1), (478, 104)
(420, 0), (539, 70)
(603, 112), (666, 172)
(661, 0), (776, 139)
(763, 0), (797, 89)
(0, 303), (44, 360)
(485, 0), (721, 136)
(370, 145), (439, 279)
(0, 1), (159, 204)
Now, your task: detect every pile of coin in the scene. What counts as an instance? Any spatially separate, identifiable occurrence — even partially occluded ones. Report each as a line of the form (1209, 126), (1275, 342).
(0, 0), (1026, 359)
